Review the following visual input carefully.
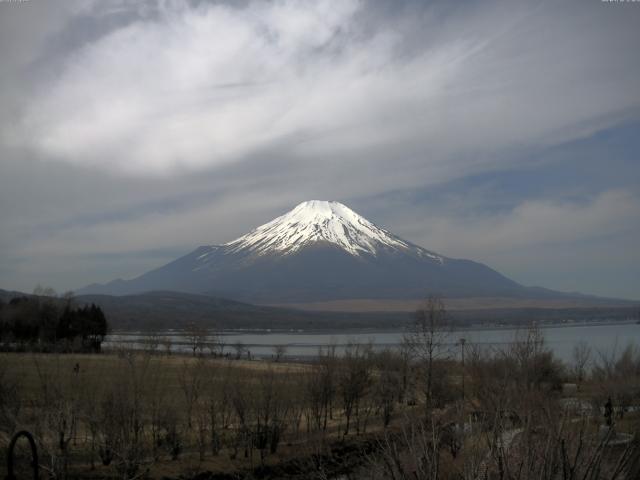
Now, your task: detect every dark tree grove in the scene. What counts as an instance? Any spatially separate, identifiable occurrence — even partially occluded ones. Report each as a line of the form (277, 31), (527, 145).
(0, 295), (108, 352)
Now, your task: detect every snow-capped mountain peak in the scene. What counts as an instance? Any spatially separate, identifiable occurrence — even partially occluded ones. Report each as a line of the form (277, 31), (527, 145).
(77, 200), (534, 301)
(222, 200), (441, 260)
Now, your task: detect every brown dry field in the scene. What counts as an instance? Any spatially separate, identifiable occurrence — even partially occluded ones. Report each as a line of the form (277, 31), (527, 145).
(2, 351), (638, 479)
(0, 351), (405, 479)
(264, 296), (633, 312)
(0, 351), (310, 396)
(0, 352), (328, 478)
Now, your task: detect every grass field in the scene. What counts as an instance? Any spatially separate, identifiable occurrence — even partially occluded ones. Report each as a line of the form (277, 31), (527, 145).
(1, 339), (639, 480)
(0, 351), (329, 479)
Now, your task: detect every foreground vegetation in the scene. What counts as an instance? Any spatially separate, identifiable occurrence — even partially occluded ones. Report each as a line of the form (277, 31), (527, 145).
(0, 299), (639, 479)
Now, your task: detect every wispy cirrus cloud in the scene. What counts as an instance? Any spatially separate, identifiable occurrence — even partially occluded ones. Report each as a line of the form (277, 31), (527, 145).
(0, 0), (639, 297)
(7, 0), (639, 177)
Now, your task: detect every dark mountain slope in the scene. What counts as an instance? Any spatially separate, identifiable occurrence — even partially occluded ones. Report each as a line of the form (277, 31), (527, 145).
(77, 200), (612, 304)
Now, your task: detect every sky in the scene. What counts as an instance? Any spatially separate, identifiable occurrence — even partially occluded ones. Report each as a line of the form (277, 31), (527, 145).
(0, 0), (639, 300)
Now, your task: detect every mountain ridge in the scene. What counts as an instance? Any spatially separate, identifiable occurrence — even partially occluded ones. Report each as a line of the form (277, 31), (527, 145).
(77, 200), (607, 304)
(2, 288), (636, 332)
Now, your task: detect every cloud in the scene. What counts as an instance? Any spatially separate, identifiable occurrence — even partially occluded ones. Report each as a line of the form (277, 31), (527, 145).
(0, 0), (639, 298)
(7, 0), (640, 178)
(389, 189), (640, 298)
(10, 0), (365, 173)
(409, 190), (640, 257)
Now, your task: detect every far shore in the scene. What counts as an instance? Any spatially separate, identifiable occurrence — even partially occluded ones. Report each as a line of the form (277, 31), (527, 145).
(108, 317), (639, 336)
(264, 296), (638, 313)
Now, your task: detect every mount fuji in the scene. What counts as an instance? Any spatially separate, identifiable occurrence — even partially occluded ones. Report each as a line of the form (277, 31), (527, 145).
(78, 201), (563, 303)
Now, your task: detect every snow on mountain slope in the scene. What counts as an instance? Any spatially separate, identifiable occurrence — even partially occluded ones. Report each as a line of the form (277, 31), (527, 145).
(78, 200), (535, 301)
(219, 200), (443, 260)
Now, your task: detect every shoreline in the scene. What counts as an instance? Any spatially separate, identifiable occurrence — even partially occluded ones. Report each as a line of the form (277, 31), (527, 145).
(108, 318), (639, 337)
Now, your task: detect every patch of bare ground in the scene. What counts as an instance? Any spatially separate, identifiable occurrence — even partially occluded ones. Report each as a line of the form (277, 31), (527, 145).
(265, 296), (634, 313)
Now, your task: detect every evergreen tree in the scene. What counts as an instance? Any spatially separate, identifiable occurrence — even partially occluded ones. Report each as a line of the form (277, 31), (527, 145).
(2, 295), (109, 351)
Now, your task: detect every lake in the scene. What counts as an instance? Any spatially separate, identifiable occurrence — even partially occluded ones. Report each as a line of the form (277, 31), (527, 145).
(105, 321), (640, 363)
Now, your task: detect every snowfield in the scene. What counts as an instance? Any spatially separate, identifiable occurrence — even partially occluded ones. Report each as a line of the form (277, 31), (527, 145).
(221, 200), (443, 261)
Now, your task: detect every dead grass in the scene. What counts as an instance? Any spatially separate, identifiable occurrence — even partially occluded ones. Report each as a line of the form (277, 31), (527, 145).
(0, 351), (309, 398)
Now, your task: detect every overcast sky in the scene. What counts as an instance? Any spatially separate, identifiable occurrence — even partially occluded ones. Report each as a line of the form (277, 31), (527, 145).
(0, 0), (639, 299)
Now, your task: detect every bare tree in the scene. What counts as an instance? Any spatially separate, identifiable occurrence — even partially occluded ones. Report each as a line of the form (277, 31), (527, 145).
(160, 335), (172, 355)
(98, 353), (154, 479)
(33, 284), (57, 298)
(373, 417), (443, 480)
(404, 295), (452, 415)
(572, 340), (592, 382)
(205, 327), (225, 357)
(79, 360), (108, 470)
(179, 358), (207, 429)
(338, 342), (373, 436)
(373, 350), (402, 428)
(228, 369), (252, 461)
(0, 362), (21, 445)
(251, 367), (291, 463)
(273, 344), (287, 362)
(185, 322), (208, 357)
(233, 341), (245, 360)
(203, 361), (232, 456)
(32, 354), (83, 479)
(398, 340), (414, 404)
(318, 344), (338, 430)
(305, 367), (326, 432)
(142, 333), (161, 354)
(143, 355), (170, 462)
(592, 343), (640, 421)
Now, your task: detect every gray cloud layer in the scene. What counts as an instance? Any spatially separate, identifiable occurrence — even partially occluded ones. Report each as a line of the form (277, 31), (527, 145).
(0, 0), (639, 298)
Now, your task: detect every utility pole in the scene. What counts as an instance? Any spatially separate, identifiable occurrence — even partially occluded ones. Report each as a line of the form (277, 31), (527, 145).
(460, 338), (466, 404)
(459, 337), (467, 442)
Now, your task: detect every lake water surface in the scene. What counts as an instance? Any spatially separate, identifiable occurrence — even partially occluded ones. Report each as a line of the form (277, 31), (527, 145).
(106, 321), (640, 363)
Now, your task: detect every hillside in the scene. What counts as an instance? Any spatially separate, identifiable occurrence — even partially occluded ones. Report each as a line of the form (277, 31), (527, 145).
(2, 288), (636, 332)
(77, 201), (603, 304)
